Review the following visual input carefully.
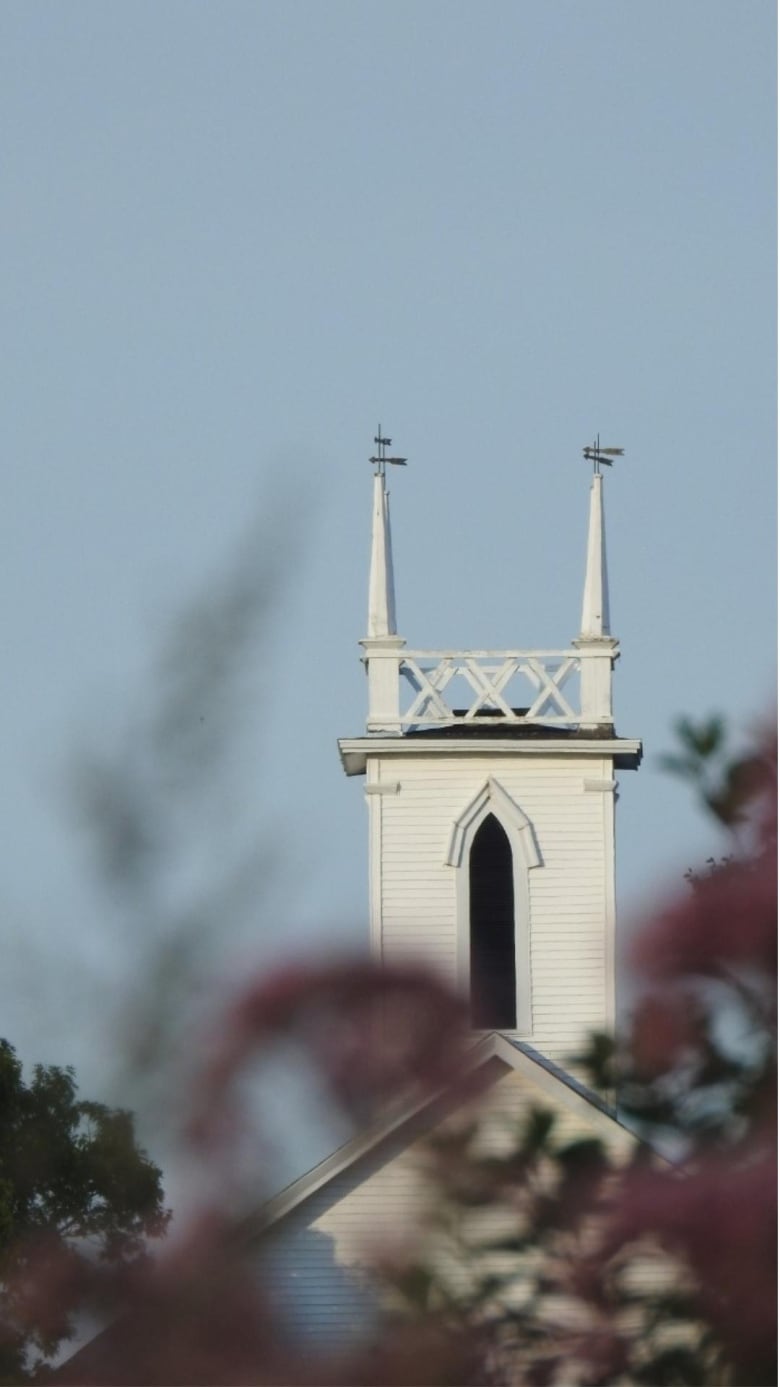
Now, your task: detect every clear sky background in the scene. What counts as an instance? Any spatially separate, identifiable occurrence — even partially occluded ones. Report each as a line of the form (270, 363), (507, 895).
(1, 2), (776, 1142)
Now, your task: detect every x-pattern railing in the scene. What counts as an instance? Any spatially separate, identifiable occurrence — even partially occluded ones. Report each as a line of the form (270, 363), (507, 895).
(398, 650), (581, 726)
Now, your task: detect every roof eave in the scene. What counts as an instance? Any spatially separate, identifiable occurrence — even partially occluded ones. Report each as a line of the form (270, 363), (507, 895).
(339, 735), (643, 776)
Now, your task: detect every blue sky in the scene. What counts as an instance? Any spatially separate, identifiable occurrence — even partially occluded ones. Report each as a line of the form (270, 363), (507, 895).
(1, 2), (775, 1118)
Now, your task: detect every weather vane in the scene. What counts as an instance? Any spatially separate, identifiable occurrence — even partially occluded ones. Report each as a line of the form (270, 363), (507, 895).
(370, 425), (407, 477)
(583, 434), (624, 475)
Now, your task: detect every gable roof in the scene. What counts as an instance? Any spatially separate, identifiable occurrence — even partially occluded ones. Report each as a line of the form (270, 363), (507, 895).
(246, 1032), (638, 1240)
(54, 1034), (639, 1383)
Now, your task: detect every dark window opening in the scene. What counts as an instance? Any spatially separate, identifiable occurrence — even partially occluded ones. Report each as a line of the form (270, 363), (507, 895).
(469, 814), (517, 1028)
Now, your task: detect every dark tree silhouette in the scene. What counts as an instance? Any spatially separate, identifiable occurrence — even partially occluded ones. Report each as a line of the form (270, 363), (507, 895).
(0, 1041), (168, 1383)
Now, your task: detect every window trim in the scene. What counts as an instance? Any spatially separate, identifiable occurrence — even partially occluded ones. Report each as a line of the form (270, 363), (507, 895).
(445, 777), (541, 1035)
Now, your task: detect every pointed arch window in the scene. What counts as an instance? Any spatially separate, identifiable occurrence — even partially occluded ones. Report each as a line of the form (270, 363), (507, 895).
(469, 814), (516, 1028)
(446, 778), (541, 1035)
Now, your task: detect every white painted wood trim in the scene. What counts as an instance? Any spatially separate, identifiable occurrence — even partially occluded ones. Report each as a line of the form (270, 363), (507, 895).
(339, 737), (643, 776)
(603, 761), (617, 1043)
(364, 782), (401, 796)
(447, 778), (540, 1036)
(366, 758), (383, 962)
(444, 776), (542, 869)
(249, 1034), (642, 1237)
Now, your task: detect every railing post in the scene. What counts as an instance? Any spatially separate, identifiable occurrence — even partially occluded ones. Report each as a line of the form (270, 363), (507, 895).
(360, 636), (405, 733)
(572, 640), (618, 729)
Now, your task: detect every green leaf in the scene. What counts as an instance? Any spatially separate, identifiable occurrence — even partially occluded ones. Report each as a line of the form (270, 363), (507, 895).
(658, 752), (704, 780)
(521, 1106), (556, 1153)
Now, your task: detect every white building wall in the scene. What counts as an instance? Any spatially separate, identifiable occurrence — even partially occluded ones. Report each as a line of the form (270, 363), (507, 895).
(262, 1061), (636, 1347)
(367, 752), (616, 1065)
(263, 1145), (427, 1345)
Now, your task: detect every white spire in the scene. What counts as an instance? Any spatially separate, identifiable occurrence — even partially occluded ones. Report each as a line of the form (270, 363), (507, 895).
(362, 431), (406, 732)
(579, 471), (611, 639)
(367, 469), (397, 637)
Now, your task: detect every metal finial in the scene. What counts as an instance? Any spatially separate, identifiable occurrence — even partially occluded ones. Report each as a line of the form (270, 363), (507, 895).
(370, 423), (407, 476)
(583, 434), (624, 475)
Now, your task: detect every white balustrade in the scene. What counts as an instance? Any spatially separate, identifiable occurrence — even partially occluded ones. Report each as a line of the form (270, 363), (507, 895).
(399, 649), (579, 725)
(362, 644), (621, 732)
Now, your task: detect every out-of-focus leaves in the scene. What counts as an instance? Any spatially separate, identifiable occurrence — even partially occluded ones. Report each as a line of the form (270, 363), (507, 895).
(555, 1138), (606, 1174)
(521, 1106), (557, 1154)
(576, 1031), (616, 1091)
(657, 752), (704, 780)
(660, 715), (772, 830)
(674, 714), (725, 760)
(632, 1346), (712, 1385)
(383, 722), (776, 1387)
(389, 1264), (437, 1312)
(11, 693), (775, 1383)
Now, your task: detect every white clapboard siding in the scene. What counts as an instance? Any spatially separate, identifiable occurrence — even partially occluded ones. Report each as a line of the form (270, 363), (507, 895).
(260, 1054), (639, 1348)
(261, 1134), (430, 1344)
(367, 752), (616, 1062)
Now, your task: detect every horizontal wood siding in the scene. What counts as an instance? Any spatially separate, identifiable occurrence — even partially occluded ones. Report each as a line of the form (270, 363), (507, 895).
(263, 1064), (637, 1346)
(262, 1139), (429, 1345)
(370, 753), (615, 1063)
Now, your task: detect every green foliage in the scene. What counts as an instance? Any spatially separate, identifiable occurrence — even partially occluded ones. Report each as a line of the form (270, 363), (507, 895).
(0, 1039), (168, 1382)
(382, 715), (775, 1386)
(658, 714), (765, 827)
(521, 1105), (556, 1154)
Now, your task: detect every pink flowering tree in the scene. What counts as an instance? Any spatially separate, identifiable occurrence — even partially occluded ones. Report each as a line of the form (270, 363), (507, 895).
(3, 578), (773, 1387)
(382, 722), (776, 1386)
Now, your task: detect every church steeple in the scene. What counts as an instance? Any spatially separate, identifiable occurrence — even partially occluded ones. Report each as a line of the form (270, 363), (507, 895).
(579, 470), (611, 640)
(574, 440), (622, 729)
(367, 467), (396, 638)
(360, 429), (406, 732)
(341, 429), (641, 1069)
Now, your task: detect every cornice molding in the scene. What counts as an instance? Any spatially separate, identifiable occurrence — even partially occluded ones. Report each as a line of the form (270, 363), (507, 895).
(339, 736), (643, 776)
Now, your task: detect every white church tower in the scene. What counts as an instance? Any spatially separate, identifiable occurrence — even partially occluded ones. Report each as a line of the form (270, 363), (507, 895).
(339, 432), (642, 1067)
(234, 436), (644, 1346)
